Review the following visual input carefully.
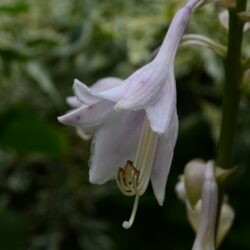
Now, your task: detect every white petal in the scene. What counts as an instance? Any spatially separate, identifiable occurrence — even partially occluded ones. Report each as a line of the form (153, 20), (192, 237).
(146, 70), (176, 134)
(66, 96), (82, 108)
(89, 110), (144, 184)
(57, 101), (113, 127)
(73, 77), (124, 104)
(73, 79), (101, 105)
(91, 77), (123, 91)
(151, 110), (178, 205)
(93, 81), (128, 102)
(115, 62), (168, 111)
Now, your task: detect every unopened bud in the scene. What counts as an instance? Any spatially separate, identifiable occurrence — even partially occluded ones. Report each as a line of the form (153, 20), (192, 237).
(192, 161), (217, 250)
(184, 159), (206, 207)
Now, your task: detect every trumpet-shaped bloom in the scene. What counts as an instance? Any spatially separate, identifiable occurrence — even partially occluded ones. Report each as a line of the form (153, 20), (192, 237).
(59, 77), (178, 228)
(58, 0), (200, 228)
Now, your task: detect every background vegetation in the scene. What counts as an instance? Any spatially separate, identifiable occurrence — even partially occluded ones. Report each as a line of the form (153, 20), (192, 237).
(0, 0), (250, 250)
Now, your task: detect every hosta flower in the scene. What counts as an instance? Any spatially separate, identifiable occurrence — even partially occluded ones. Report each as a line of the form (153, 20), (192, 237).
(58, 0), (201, 228)
(59, 76), (178, 228)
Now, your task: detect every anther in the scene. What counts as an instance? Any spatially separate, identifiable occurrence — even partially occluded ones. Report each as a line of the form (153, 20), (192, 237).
(116, 160), (140, 196)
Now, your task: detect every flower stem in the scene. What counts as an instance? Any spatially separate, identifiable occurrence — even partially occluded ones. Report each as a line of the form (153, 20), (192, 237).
(215, 1), (247, 247)
(216, 0), (247, 169)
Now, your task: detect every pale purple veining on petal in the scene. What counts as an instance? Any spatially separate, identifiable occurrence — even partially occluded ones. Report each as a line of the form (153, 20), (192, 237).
(114, 62), (168, 111)
(150, 110), (179, 205)
(57, 100), (114, 127)
(155, 6), (192, 65)
(113, 1), (196, 112)
(89, 110), (145, 184)
(146, 68), (176, 134)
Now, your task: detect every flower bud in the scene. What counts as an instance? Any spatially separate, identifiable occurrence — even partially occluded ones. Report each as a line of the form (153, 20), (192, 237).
(176, 159), (235, 248)
(184, 159), (206, 207)
(192, 161), (217, 250)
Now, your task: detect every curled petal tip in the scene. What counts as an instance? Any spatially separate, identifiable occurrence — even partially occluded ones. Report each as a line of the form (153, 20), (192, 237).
(57, 114), (73, 125)
(158, 201), (164, 206)
(57, 115), (65, 124)
(156, 195), (164, 206)
(73, 78), (83, 85)
(89, 169), (103, 184)
(73, 79), (85, 92)
(73, 79), (87, 92)
(150, 124), (166, 135)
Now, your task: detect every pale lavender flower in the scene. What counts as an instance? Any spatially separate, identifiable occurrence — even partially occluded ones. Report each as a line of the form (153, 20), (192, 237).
(58, 0), (201, 228)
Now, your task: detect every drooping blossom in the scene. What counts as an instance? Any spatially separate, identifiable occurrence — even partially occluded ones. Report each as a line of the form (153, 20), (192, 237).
(58, 0), (201, 228)
(59, 76), (178, 228)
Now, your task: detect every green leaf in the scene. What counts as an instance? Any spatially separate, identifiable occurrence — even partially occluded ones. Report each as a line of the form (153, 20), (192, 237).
(0, 209), (28, 250)
(0, 106), (69, 158)
(0, 2), (29, 14)
(0, 48), (30, 61)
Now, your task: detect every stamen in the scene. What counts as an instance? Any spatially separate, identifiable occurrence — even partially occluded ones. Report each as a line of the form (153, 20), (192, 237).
(122, 195), (140, 229)
(116, 160), (139, 196)
(115, 118), (159, 228)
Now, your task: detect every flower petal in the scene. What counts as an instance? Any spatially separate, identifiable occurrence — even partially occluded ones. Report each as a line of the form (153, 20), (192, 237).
(91, 77), (123, 91)
(89, 110), (144, 184)
(73, 77), (123, 105)
(73, 79), (102, 105)
(154, 6), (191, 65)
(66, 96), (82, 108)
(93, 81), (128, 102)
(114, 62), (167, 111)
(57, 101), (113, 127)
(146, 70), (176, 134)
(151, 110), (178, 205)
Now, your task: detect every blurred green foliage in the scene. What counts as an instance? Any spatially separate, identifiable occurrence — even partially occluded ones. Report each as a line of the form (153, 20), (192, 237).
(0, 0), (250, 250)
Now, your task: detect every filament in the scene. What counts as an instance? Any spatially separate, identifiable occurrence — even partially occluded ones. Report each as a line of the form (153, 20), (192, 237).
(122, 195), (140, 229)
